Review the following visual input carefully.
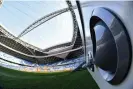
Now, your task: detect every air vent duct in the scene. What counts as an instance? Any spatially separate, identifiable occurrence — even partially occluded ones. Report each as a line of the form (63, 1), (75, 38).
(89, 8), (131, 85)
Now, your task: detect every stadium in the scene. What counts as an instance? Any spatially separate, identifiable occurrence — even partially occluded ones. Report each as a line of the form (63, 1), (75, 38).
(0, 1), (99, 89)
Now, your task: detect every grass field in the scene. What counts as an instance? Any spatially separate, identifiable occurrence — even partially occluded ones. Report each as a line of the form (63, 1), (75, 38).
(0, 66), (99, 89)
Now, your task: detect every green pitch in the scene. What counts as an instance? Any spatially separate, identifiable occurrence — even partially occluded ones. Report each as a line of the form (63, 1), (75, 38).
(0, 66), (99, 89)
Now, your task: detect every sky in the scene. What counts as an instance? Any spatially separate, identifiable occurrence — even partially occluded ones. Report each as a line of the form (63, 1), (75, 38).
(0, 1), (74, 49)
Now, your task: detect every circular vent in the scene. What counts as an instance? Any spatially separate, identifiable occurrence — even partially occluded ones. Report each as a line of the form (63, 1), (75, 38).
(89, 8), (131, 85)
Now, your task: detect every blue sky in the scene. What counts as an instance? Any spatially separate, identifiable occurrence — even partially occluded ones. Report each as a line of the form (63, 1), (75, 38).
(0, 1), (74, 49)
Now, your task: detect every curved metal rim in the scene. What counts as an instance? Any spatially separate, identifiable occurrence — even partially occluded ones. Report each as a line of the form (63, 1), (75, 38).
(89, 7), (132, 84)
